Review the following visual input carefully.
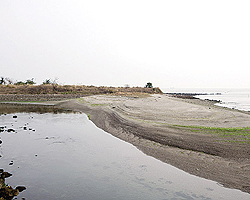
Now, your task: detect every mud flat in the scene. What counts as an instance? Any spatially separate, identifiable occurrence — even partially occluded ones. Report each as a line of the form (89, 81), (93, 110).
(57, 94), (250, 194)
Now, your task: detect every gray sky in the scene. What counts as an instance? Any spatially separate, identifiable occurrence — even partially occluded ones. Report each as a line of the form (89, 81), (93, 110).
(1, 0), (250, 89)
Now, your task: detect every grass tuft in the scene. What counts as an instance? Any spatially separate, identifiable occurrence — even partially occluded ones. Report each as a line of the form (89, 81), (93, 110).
(172, 124), (250, 143)
(90, 104), (107, 107)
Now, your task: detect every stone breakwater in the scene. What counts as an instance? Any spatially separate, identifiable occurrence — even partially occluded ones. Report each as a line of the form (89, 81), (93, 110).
(165, 93), (221, 102)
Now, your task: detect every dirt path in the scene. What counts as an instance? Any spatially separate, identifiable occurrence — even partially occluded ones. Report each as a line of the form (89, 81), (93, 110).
(58, 94), (250, 194)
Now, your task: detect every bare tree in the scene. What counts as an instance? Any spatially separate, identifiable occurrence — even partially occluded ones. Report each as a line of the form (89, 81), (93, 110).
(0, 77), (5, 85)
(5, 77), (14, 85)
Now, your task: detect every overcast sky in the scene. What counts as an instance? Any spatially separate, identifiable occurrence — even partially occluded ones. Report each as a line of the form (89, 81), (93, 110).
(1, 0), (250, 89)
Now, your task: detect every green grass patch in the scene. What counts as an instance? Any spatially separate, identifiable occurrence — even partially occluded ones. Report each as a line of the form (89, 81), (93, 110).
(172, 124), (250, 142)
(218, 140), (250, 144)
(90, 104), (107, 107)
(172, 124), (249, 132)
(78, 98), (85, 102)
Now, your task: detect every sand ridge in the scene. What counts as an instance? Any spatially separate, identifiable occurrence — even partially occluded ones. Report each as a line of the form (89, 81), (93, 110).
(83, 94), (250, 127)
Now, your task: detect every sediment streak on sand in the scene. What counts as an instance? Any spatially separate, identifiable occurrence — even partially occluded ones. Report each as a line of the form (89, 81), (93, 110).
(57, 94), (250, 194)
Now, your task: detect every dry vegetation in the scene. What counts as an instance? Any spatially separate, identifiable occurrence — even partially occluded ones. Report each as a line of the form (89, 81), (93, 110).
(0, 84), (162, 101)
(0, 84), (162, 95)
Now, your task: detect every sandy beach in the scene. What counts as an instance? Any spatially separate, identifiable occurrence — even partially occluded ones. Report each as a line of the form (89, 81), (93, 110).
(58, 94), (250, 194)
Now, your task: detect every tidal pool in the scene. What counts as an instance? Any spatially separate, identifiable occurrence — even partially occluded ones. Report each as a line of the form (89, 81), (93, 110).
(0, 106), (249, 199)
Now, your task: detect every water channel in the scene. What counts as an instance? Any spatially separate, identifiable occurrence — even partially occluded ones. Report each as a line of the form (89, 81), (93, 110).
(0, 104), (249, 200)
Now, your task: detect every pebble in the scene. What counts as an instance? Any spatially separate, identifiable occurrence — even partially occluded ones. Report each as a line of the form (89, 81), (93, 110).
(7, 128), (15, 132)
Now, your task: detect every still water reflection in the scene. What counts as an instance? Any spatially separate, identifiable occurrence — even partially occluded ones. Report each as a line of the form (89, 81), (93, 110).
(0, 105), (249, 200)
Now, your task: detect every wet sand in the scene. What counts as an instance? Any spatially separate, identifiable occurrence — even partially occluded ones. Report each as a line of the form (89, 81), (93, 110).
(58, 94), (250, 194)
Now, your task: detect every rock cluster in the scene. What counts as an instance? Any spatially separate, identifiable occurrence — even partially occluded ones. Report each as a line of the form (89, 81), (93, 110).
(0, 170), (26, 200)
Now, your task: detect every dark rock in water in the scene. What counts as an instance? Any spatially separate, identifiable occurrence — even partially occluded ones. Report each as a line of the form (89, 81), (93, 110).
(0, 140), (2, 144)
(15, 186), (26, 192)
(23, 127), (27, 130)
(1, 172), (12, 178)
(0, 170), (26, 199)
(13, 115), (17, 118)
(0, 185), (26, 199)
(7, 129), (15, 133)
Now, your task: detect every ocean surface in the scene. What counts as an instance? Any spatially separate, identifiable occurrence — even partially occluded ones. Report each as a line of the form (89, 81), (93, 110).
(1, 107), (249, 199)
(163, 88), (250, 112)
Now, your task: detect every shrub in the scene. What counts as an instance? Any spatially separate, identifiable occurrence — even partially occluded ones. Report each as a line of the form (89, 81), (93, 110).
(145, 82), (153, 88)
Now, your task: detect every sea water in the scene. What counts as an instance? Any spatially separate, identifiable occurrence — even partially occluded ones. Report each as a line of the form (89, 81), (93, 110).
(0, 108), (249, 199)
(163, 88), (250, 111)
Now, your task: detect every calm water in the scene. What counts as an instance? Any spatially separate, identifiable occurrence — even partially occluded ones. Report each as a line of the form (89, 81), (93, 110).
(163, 88), (250, 111)
(0, 109), (249, 199)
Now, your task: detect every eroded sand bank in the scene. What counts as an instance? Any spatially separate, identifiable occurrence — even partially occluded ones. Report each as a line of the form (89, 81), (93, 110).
(58, 94), (250, 193)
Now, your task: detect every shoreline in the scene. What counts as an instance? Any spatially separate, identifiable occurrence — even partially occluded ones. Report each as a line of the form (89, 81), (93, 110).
(1, 94), (250, 194)
(57, 94), (250, 194)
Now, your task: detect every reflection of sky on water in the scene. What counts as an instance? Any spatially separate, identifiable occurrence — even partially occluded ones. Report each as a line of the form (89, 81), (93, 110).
(0, 111), (249, 200)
